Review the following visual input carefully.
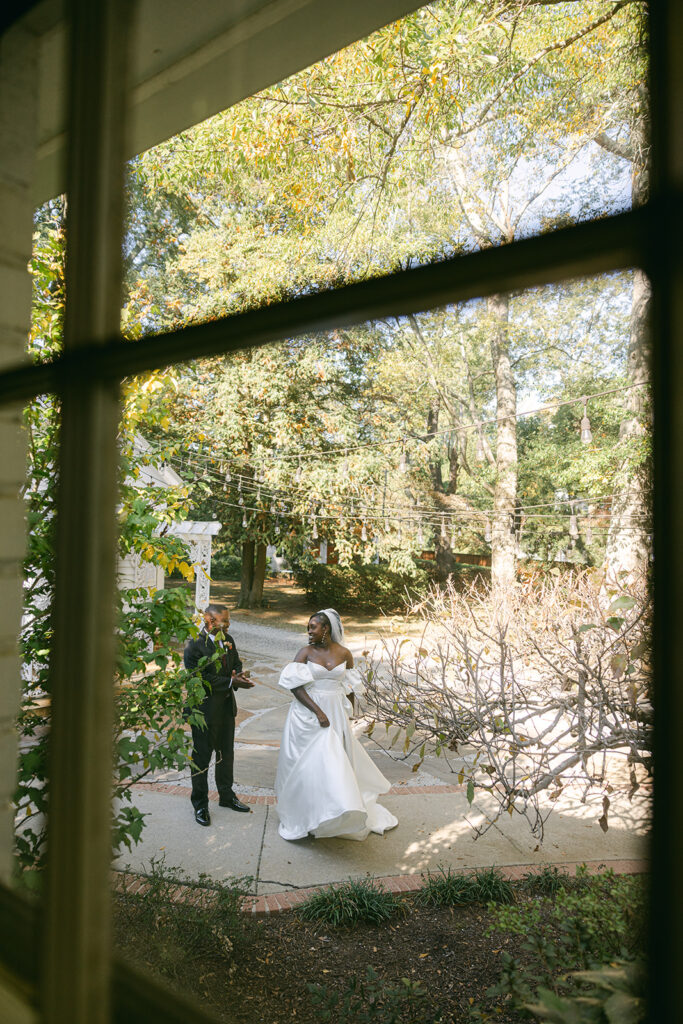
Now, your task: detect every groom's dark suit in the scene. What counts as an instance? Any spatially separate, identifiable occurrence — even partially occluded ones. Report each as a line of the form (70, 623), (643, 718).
(184, 628), (243, 810)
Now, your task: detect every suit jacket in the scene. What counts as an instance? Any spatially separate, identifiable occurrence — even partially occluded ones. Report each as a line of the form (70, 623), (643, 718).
(184, 629), (243, 721)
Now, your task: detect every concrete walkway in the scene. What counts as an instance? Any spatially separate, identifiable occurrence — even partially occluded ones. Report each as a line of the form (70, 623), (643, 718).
(113, 616), (650, 906)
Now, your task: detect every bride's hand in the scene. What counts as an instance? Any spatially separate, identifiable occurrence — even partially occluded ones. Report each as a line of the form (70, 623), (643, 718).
(317, 711), (330, 728)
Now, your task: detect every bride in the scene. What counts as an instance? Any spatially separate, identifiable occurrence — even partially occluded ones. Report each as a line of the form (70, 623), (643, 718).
(275, 608), (399, 841)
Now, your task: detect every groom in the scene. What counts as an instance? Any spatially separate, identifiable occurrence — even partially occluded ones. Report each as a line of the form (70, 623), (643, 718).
(184, 603), (255, 826)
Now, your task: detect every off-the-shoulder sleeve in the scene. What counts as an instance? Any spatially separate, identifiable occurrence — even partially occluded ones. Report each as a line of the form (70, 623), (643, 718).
(345, 667), (365, 696)
(278, 662), (314, 691)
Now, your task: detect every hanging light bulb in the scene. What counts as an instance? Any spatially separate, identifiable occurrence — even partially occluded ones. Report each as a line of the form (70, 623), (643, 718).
(580, 397), (593, 444)
(398, 449), (408, 474)
(585, 525), (593, 545)
(237, 475), (242, 492)
(569, 513), (579, 539)
(270, 500), (276, 513)
(242, 512), (248, 528)
(256, 485), (261, 502)
(275, 516), (281, 535)
(224, 467), (231, 484)
(312, 517), (318, 540)
(343, 457), (350, 475)
(238, 494), (244, 506)
(475, 434), (484, 462)
(485, 521), (492, 543)
(361, 521), (368, 542)
(397, 523), (403, 544)
(295, 460), (302, 483)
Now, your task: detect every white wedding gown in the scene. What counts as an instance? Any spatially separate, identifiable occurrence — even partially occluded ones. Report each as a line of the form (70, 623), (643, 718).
(275, 661), (399, 841)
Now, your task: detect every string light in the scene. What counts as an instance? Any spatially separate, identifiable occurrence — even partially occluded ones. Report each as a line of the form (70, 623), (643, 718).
(242, 512), (248, 528)
(361, 522), (367, 541)
(580, 396), (593, 444)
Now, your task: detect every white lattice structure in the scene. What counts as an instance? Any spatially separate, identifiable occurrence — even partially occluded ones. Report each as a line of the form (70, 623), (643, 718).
(169, 520), (221, 611)
(117, 436), (220, 610)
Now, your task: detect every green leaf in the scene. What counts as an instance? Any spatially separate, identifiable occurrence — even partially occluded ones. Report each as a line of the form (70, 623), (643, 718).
(610, 595), (636, 611)
(466, 780), (475, 805)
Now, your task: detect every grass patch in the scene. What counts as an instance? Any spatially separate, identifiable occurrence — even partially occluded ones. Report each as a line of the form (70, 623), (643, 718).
(416, 864), (514, 907)
(297, 877), (407, 927)
(519, 863), (573, 896)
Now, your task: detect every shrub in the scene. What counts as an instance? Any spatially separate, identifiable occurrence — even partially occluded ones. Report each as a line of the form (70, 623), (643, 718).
(364, 572), (652, 841)
(485, 870), (647, 1011)
(114, 860), (255, 982)
(526, 960), (646, 1024)
(297, 877), (407, 927)
(294, 561), (435, 614)
(209, 548), (243, 581)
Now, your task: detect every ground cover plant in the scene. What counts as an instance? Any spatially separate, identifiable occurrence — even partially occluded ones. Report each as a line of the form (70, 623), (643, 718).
(296, 877), (407, 927)
(112, 864), (646, 1024)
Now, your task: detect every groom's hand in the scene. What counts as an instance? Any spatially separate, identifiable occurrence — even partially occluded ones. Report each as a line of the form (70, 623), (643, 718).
(232, 670), (255, 689)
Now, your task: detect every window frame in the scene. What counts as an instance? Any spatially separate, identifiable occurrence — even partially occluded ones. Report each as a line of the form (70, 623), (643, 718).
(0, 0), (680, 1020)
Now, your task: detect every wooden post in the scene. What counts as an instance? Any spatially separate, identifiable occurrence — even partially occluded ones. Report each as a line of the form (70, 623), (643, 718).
(41, 2), (133, 1021)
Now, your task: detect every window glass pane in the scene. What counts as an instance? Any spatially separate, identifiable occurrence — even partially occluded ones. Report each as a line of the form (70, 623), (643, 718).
(124, 1), (648, 334)
(110, 270), (650, 1019)
(13, 201), (66, 877)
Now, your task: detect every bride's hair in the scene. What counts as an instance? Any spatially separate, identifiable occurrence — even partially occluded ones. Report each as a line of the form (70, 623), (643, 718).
(314, 608), (344, 644)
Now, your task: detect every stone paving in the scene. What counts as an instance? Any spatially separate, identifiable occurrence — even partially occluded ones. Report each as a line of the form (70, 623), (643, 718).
(113, 616), (650, 912)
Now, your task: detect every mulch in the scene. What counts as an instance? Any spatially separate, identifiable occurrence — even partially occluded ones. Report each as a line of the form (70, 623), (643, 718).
(115, 895), (531, 1023)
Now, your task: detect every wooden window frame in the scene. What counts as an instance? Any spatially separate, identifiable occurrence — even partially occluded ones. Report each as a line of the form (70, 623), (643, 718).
(0, 0), (681, 1020)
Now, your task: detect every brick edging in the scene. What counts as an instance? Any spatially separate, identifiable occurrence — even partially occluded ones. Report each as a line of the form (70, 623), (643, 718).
(112, 858), (647, 917)
(130, 782), (469, 804)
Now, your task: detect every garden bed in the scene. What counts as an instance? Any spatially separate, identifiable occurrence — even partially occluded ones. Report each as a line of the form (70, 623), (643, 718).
(113, 866), (646, 1024)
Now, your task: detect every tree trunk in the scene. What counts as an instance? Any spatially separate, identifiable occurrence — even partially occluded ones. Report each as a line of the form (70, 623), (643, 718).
(434, 532), (455, 580)
(427, 400), (444, 490)
(248, 542), (267, 607)
(603, 268), (651, 582)
(238, 539), (255, 608)
(489, 293), (517, 589)
(603, 112), (651, 583)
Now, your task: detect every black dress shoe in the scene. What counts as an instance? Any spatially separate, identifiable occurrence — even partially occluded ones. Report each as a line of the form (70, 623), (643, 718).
(219, 795), (251, 812)
(194, 806), (211, 826)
